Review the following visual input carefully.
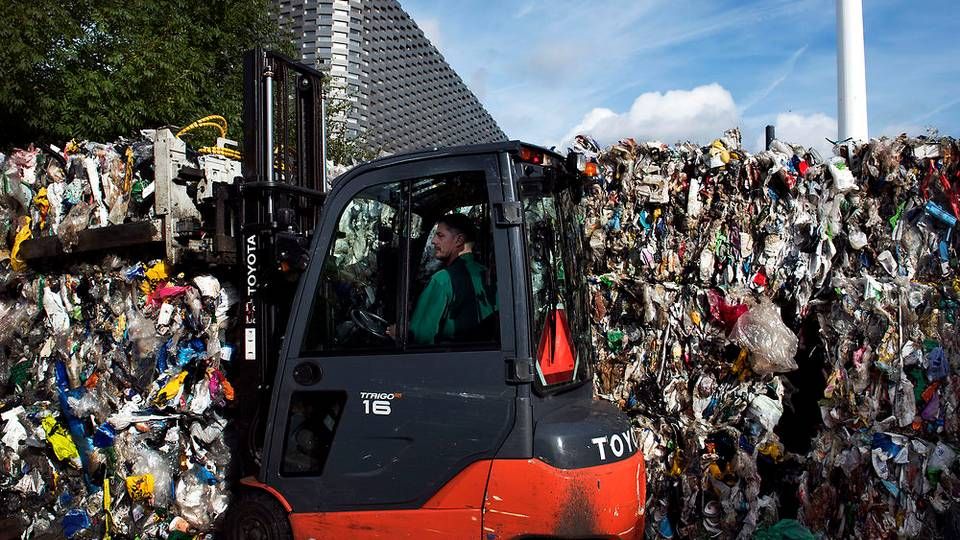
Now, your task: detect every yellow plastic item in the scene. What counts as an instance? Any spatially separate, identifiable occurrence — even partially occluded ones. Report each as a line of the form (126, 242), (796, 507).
(669, 452), (683, 477)
(758, 441), (784, 462)
(10, 217), (33, 273)
(103, 476), (113, 540)
(123, 147), (134, 193)
(125, 474), (155, 501)
(33, 188), (49, 229)
(113, 313), (127, 342)
(154, 371), (188, 404)
(824, 368), (843, 399)
(41, 415), (80, 462)
(731, 347), (749, 375)
(709, 139), (731, 164)
(145, 260), (169, 282)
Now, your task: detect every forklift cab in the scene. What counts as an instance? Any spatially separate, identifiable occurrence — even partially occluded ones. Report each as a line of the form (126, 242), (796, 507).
(229, 142), (645, 539)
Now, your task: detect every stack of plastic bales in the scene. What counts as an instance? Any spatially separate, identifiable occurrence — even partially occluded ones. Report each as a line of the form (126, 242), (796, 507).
(0, 141), (238, 538)
(3, 126), (958, 538)
(575, 130), (959, 538)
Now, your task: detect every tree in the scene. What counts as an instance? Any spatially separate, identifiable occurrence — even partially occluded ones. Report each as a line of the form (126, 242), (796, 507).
(0, 0), (293, 146)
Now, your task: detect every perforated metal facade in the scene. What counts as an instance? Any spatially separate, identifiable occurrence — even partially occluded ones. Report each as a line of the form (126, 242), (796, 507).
(276, 0), (507, 154)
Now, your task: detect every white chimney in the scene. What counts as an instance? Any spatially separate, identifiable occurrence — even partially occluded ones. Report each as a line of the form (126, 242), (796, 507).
(837, 0), (869, 142)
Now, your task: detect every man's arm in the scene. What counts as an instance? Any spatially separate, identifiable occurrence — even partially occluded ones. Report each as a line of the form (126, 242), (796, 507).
(409, 270), (453, 344)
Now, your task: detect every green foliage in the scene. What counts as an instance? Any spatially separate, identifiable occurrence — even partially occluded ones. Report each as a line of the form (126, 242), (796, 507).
(0, 1), (374, 165)
(0, 0), (293, 146)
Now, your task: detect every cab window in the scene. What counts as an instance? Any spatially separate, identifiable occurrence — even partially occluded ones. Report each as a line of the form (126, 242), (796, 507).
(301, 171), (500, 354)
(302, 182), (403, 352)
(522, 183), (592, 389)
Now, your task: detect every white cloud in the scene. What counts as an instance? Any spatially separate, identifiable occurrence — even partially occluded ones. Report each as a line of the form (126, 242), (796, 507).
(418, 18), (443, 52)
(558, 84), (739, 150)
(762, 112), (837, 156)
(559, 84), (841, 158)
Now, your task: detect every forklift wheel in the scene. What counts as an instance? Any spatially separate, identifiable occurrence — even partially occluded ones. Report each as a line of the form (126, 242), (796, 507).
(223, 490), (292, 540)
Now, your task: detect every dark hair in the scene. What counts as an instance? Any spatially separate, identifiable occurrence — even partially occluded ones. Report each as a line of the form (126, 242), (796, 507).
(437, 213), (477, 243)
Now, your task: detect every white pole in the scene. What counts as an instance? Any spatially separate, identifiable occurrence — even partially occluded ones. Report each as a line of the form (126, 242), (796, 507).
(837, 0), (869, 142)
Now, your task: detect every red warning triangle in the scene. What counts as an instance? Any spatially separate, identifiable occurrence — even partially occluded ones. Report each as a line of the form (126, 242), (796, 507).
(537, 309), (576, 385)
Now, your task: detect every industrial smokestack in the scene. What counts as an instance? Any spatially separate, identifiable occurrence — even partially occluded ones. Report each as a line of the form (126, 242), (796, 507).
(836, 0), (869, 142)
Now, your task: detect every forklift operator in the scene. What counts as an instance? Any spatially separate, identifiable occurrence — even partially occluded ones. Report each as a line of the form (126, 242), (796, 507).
(405, 213), (497, 345)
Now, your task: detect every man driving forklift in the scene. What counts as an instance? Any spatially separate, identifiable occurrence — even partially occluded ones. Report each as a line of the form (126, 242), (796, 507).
(389, 213), (497, 344)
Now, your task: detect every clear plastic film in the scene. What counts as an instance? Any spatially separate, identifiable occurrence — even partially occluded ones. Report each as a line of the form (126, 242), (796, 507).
(0, 298), (39, 343)
(58, 200), (94, 250)
(126, 307), (160, 356)
(729, 299), (799, 375)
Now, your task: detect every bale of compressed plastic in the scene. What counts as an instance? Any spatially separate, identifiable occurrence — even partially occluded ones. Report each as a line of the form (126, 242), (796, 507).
(0, 140), (238, 538)
(574, 131), (959, 538)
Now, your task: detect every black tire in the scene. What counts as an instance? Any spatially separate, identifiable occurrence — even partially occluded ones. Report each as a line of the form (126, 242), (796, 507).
(223, 490), (293, 540)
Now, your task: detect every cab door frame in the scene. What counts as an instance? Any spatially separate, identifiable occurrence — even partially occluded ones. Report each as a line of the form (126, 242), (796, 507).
(260, 152), (521, 513)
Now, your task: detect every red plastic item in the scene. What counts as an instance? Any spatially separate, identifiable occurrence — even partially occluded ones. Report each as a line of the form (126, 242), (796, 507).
(922, 161), (960, 220)
(537, 309), (576, 385)
(753, 268), (768, 287)
(707, 289), (748, 332)
(147, 285), (190, 306)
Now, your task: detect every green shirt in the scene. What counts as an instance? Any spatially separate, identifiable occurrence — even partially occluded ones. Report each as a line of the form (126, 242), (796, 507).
(409, 252), (497, 344)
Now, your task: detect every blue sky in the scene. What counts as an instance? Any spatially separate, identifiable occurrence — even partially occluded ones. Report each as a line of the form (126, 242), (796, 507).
(402, 0), (960, 154)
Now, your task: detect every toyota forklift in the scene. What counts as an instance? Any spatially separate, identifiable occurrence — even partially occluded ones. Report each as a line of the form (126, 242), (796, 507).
(21, 50), (646, 539)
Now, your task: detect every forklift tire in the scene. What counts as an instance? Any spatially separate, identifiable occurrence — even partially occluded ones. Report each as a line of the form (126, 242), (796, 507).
(223, 490), (293, 540)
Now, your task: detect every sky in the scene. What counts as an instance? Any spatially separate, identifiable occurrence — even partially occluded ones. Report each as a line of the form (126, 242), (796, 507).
(402, 0), (960, 155)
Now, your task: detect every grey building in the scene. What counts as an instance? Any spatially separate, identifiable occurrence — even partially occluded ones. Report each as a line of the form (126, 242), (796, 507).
(275, 0), (507, 154)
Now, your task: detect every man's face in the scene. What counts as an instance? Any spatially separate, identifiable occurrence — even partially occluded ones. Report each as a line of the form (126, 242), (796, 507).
(432, 223), (464, 264)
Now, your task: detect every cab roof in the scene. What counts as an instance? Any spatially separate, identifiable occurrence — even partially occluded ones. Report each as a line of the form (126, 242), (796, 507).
(331, 140), (565, 190)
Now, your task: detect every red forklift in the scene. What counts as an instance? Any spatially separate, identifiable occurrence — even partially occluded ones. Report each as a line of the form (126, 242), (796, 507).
(22, 49), (646, 539)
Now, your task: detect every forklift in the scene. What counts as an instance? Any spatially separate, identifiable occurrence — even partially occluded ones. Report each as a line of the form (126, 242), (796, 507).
(21, 50), (646, 539)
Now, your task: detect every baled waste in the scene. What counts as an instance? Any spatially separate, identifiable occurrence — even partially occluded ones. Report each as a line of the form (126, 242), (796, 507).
(574, 129), (959, 538)
(0, 138), (237, 538)
(0, 125), (958, 539)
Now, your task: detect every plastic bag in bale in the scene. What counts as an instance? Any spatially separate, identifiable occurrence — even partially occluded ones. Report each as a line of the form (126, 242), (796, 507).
(58, 201), (94, 250)
(729, 299), (798, 375)
(0, 298), (38, 343)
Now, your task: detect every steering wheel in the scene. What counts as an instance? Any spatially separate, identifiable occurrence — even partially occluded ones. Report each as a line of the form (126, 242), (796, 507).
(350, 308), (390, 339)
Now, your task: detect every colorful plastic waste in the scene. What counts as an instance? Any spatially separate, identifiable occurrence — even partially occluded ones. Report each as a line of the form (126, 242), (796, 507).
(1, 126), (958, 538)
(0, 136), (240, 538)
(576, 130), (960, 538)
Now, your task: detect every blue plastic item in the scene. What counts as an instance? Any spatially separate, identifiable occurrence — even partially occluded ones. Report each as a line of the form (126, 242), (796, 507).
(62, 510), (90, 538)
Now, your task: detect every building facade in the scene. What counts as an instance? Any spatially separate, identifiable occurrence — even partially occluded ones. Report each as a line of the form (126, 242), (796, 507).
(276, 0), (507, 154)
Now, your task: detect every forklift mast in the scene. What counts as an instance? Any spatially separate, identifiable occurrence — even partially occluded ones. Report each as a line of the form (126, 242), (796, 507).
(239, 48), (328, 415)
